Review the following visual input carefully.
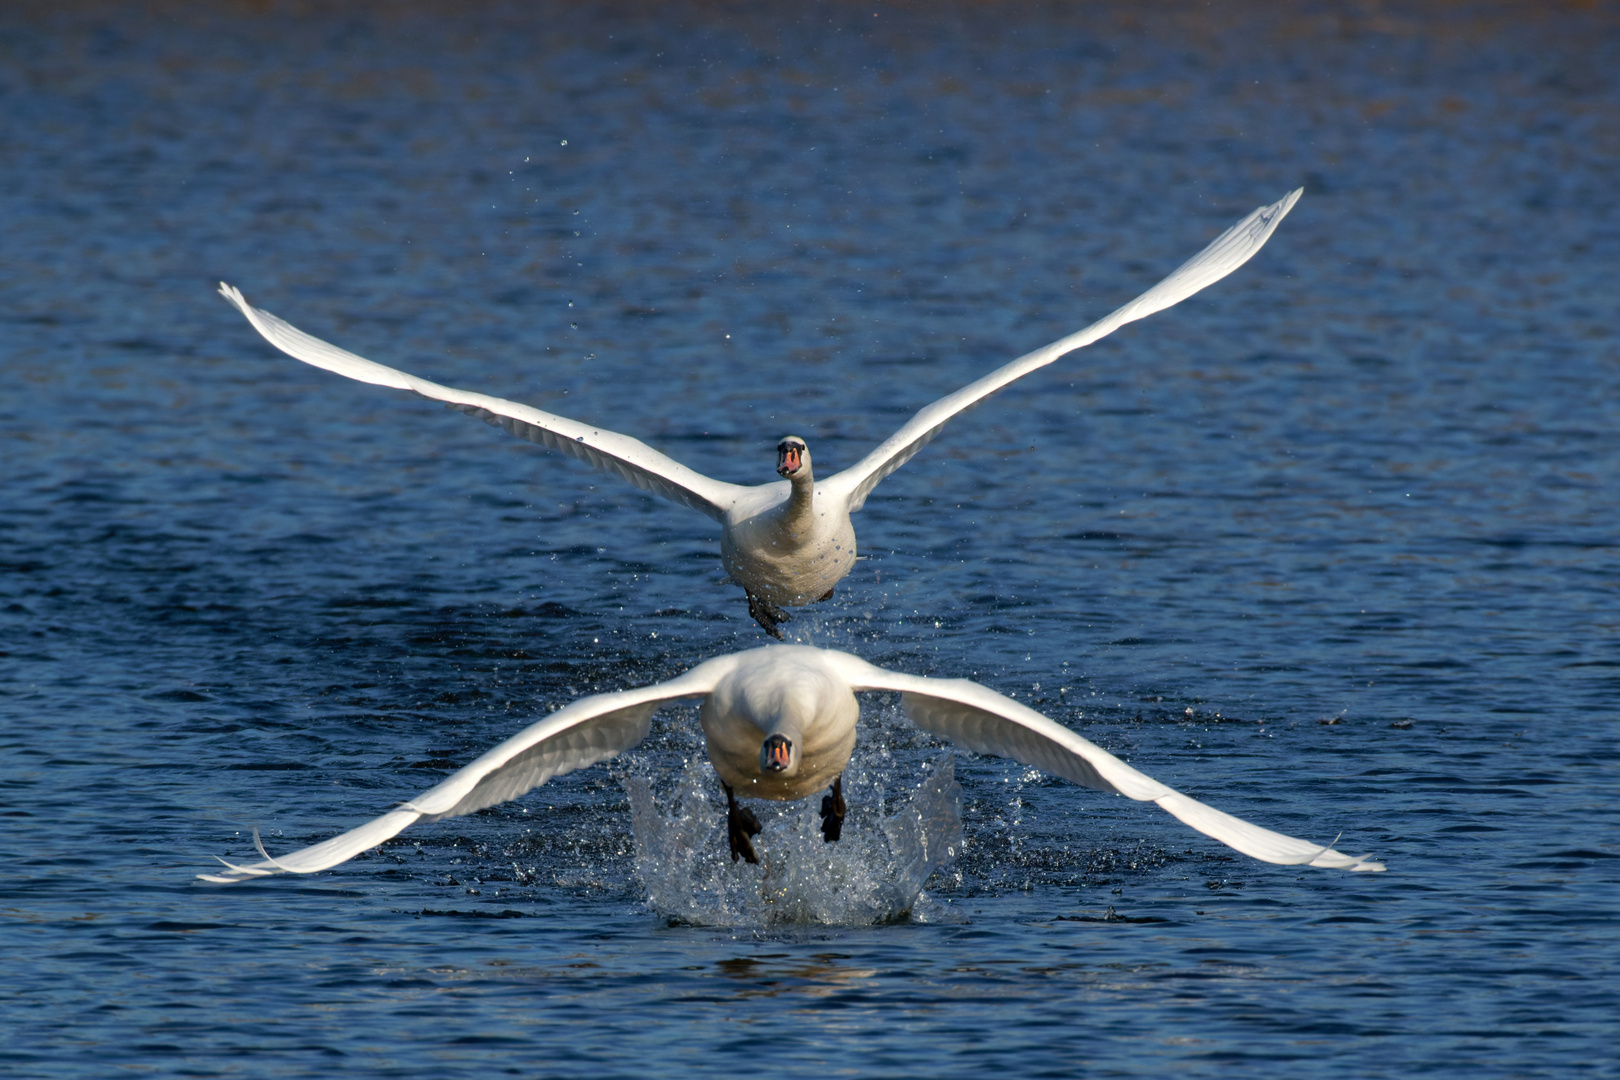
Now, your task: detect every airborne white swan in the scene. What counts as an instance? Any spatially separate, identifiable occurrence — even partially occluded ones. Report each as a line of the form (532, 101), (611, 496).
(198, 643), (1383, 884)
(220, 190), (1301, 636)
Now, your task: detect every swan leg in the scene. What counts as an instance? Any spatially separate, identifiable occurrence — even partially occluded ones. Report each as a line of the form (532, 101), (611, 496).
(819, 775), (846, 843)
(745, 590), (789, 640)
(723, 782), (762, 864)
(816, 587), (835, 602)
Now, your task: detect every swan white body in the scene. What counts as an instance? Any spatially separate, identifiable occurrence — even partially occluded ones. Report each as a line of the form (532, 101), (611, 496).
(716, 467), (856, 612)
(198, 643), (1384, 884)
(699, 645), (859, 800)
(219, 190), (1302, 633)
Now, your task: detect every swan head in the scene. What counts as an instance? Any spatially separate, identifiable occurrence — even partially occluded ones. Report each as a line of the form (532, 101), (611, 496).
(776, 436), (810, 480)
(760, 733), (797, 774)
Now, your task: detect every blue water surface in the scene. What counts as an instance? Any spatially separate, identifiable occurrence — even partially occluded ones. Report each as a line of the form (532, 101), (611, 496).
(2, 2), (1617, 1076)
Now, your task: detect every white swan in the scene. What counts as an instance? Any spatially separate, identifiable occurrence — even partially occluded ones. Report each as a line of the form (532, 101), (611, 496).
(198, 643), (1384, 884)
(219, 190), (1301, 636)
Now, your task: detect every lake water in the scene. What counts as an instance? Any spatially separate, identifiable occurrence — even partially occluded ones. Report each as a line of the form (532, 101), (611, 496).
(2, 2), (1617, 1076)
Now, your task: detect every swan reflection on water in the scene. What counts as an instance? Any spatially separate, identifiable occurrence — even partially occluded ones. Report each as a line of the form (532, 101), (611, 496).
(219, 191), (1300, 636)
(710, 954), (882, 999)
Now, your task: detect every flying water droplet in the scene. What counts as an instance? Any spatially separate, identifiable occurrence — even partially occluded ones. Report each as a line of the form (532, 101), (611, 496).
(625, 756), (962, 926)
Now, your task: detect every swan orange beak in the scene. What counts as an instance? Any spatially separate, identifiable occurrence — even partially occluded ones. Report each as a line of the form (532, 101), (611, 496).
(776, 445), (803, 477)
(761, 735), (792, 772)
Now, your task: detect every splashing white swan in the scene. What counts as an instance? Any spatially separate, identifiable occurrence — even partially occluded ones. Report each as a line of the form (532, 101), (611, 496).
(220, 190), (1300, 636)
(198, 643), (1383, 884)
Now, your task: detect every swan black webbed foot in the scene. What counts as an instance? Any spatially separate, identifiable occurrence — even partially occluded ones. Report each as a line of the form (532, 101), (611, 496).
(724, 782), (762, 864)
(746, 590), (790, 640)
(816, 587), (835, 602)
(820, 775), (846, 843)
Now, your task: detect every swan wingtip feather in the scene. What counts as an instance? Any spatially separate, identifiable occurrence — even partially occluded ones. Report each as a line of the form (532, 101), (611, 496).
(196, 853), (276, 884)
(251, 827), (299, 873)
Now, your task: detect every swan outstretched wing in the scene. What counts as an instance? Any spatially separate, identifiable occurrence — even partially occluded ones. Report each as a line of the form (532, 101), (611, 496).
(197, 657), (737, 884)
(823, 189), (1303, 513)
(831, 653), (1383, 871)
(219, 284), (748, 521)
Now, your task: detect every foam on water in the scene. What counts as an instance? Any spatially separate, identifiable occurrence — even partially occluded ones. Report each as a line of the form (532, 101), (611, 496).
(626, 755), (963, 927)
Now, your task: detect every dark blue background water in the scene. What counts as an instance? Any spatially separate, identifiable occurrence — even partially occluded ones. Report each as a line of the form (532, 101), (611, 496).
(3, 2), (1617, 1075)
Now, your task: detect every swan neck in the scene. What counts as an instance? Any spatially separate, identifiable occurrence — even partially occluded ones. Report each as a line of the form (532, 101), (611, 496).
(781, 469), (815, 525)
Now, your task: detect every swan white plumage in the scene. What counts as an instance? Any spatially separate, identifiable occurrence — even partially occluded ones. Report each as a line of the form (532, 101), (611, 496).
(219, 190), (1301, 636)
(197, 643), (1384, 883)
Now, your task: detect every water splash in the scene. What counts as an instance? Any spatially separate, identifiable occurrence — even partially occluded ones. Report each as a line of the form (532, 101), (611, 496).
(625, 755), (963, 926)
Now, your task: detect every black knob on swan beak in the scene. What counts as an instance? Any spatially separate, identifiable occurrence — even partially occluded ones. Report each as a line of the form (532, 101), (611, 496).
(761, 734), (792, 772)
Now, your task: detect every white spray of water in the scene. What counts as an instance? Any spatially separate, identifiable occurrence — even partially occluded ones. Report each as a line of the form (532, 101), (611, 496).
(625, 754), (963, 927)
